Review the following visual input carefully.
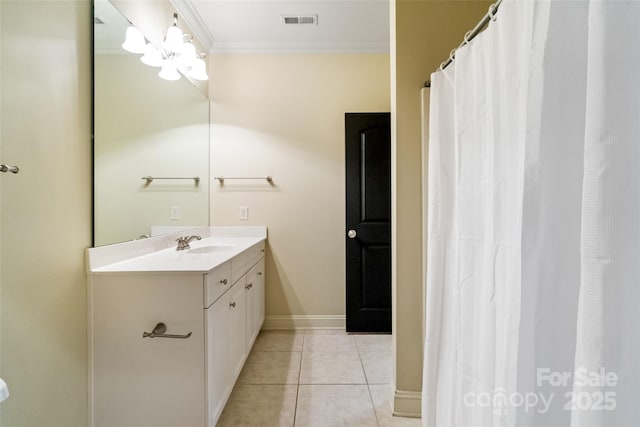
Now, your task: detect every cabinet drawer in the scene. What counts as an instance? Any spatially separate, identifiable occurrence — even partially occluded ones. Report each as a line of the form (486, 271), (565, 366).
(254, 240), (265, 256)
(231, 241), (265, 284)
(205, 261), (232, 308)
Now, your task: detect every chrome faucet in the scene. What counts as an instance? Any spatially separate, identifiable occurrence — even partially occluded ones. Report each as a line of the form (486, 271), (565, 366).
(175, 235), (201, 251)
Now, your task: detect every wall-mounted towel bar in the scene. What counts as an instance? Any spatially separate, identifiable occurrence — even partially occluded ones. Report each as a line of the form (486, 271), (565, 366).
(142, 176), (200, 185)
(214, 176), (273, 184)
(0, 164), (19, 174)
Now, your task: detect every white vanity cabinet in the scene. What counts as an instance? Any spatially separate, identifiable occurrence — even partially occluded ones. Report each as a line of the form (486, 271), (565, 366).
(89, 238), (266, 427)
(206, 243), (265, 424)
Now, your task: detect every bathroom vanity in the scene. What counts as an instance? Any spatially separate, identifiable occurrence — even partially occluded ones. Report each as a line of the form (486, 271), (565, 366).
(86, 226), (266, 427)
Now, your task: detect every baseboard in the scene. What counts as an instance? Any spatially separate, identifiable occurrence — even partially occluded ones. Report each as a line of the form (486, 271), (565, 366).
(393, 389), (422, 418)
(262, 315), (346, 330)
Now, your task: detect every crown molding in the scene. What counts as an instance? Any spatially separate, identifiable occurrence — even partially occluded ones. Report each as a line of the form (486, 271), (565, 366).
(210, 41), (390, 54)
(170, 0), (216, 52)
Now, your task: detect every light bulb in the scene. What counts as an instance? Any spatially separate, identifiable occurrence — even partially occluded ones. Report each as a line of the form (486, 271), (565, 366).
(159, 61), (181, 81)
(188, 57), (208, 81)
(140, 44), (163, 67)
(122, 26), (146, 54)
(180, 41), (197, 67)
(163, 25), (183, 55)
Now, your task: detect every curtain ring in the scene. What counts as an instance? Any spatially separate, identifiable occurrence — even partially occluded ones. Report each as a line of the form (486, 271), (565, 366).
(439, 61), (446, 72)
(449, 49), (456, 62)
(488, 3), (498, 21)
(463, 30), (473, 44)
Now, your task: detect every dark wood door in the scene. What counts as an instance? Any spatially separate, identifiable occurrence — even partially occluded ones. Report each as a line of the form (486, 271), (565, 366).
(345, 112), (391, 333)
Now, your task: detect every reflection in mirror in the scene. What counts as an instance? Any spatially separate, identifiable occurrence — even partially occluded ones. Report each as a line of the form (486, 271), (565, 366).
(93, 0), (210, 246)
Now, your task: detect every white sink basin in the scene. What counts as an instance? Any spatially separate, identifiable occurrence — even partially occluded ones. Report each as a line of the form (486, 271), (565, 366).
(187, 245), (235, 255)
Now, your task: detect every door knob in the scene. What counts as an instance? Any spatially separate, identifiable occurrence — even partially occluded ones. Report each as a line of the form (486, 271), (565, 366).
(0, 165), (19, 174)
(347, 230), (357, 239)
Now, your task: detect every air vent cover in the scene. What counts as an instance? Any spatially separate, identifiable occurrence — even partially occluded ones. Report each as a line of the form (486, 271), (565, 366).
(281, 14), (318, 25)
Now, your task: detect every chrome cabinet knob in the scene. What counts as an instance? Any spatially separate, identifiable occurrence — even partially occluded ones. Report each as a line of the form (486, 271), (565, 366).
(347, 230), (357, 239)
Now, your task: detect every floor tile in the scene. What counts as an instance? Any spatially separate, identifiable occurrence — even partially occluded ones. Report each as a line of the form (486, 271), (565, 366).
(300, 351), (366, 384)
(355, 334), (393, 352)
(238, 351), (301, 385)
(304, 329), (348, 335)
(360, 352), (393, 384)
(253, 331), (304, 352)
(303, 334), (357, 352)
(216, 384), (298, 427)
(295, 385), (378, 427)
(369, 385), (422, 427)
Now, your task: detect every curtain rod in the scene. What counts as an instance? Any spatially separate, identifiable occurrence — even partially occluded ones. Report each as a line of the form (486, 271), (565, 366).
(424, 0), (503, 88)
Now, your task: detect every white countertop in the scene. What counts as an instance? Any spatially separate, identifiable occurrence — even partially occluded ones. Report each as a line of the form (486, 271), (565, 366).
(87, 226), (266, 274)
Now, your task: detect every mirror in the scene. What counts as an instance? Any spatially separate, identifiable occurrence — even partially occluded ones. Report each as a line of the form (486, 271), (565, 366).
(93, 0), (210, 246)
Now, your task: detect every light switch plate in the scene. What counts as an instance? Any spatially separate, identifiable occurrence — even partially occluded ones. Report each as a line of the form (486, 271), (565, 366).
(170, 206), (180, 220)
(239, 206), (248, 221)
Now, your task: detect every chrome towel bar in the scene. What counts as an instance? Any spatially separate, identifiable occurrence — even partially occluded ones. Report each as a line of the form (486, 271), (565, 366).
(214, 176), (273, 184)
(142, 176), (200, 185)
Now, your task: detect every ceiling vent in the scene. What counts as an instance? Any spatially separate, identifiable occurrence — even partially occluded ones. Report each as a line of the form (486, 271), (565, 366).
(281, 14), (318, 25)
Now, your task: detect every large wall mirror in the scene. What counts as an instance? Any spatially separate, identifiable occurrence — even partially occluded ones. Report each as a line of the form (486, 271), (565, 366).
(93, 0), (210, 246)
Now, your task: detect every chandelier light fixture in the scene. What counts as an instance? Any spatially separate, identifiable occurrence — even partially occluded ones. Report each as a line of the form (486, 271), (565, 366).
(121, 13), (209, 81)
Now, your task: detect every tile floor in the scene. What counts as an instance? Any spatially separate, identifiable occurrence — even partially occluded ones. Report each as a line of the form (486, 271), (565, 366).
(216, 329), (422, 427)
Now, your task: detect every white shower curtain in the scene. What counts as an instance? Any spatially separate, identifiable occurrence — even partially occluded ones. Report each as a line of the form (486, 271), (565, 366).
(422, 1), (640, 426)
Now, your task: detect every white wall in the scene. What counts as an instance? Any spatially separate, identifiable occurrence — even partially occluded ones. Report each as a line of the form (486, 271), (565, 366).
(0, 1), (92, 426)
(94, 54), (209, 246)
(210, 54), (390, 326)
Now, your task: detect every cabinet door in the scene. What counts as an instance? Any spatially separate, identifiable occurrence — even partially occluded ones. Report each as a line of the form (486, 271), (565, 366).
(207, 290), (232, 426)
(245, 269), (257, 350)
(245, 258), (265, 350)
(92, 274), (205, 427)
(254, 258), (266, 331)
(228, 278), (247, 381)
(206, 278), (247, 427)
